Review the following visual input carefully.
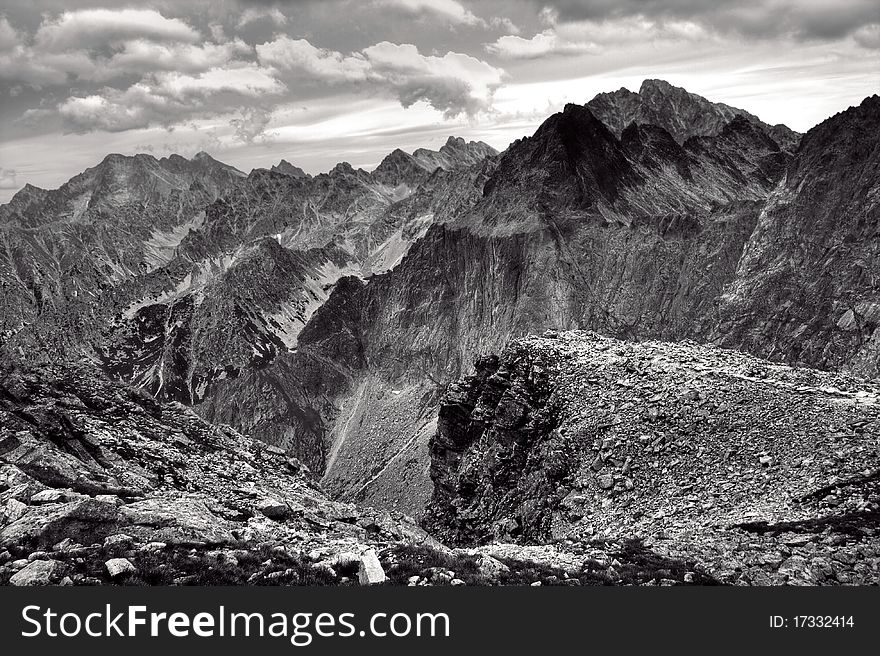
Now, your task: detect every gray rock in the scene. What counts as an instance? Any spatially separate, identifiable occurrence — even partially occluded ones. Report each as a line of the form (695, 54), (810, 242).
(103, 533), (134, 547)
(120, 498), (234, 545)
(1, 497), (120, 548)
(257, 499), (289, 520)
(52, 538), (79, 552)
(476, 553), (510, 580)
(10, 559), (64, 586)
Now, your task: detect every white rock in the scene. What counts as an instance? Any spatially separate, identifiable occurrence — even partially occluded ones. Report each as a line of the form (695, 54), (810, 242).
(357, 549), (386, 585)
(103, 533), (134, 547)
(477, 554), (510, 580)
(5, 498), (27, 522)
(142, 541), (167, 551)
(30, 489), (70, 504)
(105, 558), (136, 578)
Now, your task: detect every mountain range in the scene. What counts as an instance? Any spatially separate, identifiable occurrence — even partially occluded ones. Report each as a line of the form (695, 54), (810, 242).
(2, 79), (879, 585)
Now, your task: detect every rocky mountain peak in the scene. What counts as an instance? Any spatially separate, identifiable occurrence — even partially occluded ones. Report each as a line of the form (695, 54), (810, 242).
(371, 148), (426, 187)
(588, 78), (801, 151)
(270, 159), (308, 178)
(412, 137), (498, 172)
(479, 102), (633, 213)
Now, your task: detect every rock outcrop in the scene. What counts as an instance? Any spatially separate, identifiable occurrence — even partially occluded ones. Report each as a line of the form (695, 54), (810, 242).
(424, 331), (880, 585)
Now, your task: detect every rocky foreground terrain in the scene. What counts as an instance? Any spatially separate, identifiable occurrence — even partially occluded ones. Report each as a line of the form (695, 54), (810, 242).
(426, 331), (880, 585)
(0, 362), (721, 586)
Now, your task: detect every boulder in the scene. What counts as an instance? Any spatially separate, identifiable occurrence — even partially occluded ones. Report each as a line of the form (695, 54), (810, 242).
(30, 489), (82, 504)
(1, 497), (120, 548)
(476, 553), (510, 580)
(9, 559), (64, 586)
(103, 533), (134, 548)
(357, 549), (386, 585)
(4, 498), (27, 523)
(105, 558), (136, 579)
(120, 497), (234, 545)
(257, 499), (289, 520)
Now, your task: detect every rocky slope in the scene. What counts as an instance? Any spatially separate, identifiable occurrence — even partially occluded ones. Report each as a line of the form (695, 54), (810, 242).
(1, 361), (717, 587)
(712, 96), (880, 379)
(0, 361), (444, 585)
(424, 331), (880, 585)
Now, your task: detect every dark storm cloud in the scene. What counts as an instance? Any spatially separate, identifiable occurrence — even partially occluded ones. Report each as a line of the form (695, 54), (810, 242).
(539, 0), (880, 43)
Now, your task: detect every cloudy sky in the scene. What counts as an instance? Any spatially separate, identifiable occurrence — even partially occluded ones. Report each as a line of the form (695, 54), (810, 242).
(0, 0), (877, 202)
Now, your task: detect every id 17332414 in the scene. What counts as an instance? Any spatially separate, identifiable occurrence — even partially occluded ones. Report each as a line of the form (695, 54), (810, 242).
(770, 616), (855, 629)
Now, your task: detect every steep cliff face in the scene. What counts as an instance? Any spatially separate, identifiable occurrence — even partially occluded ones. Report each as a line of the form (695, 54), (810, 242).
(423, 332), (880, 585)
(713, 96), (880, 378)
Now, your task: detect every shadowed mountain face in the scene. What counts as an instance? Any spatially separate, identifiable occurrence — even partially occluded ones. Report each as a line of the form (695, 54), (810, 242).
(587, 79), (801, 151)
(1, 82), (877, 524)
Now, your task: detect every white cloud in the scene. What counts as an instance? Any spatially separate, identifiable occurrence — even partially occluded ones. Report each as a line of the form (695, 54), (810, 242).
(258, 36), (505, 117)
(363, 41), (505, 115)
(0, 10), (234, 86)
(0, 16), (20, 51)
(154, 65), (283, 99)
(486, 30), (598, 58)
(34, 9), (200, 51)
(853, 24), (880, 48)
(230, 107), (276, 143)
(237, 7), (288, 28)
(375, 0), (485, 26)
(0, 167), (17, 189)
(102, 39), (252, 77)
(0, 37), (252, 86)
(486, 16), (712, 59)
(490, 16), (521, 35)
(58, 63), (286, 133)
(257, 37), (371, 81)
